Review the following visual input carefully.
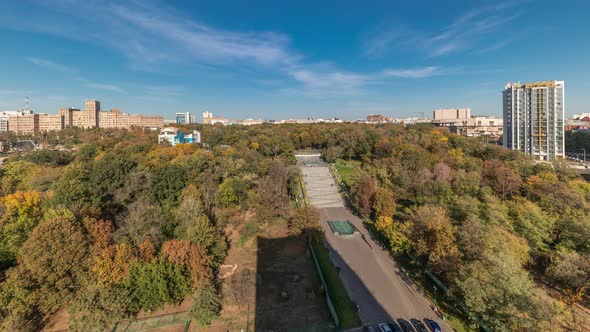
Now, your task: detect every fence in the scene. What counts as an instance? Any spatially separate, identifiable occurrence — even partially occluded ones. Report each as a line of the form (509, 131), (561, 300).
(308, 239), (340, 329)
(113, 311), (191, 332)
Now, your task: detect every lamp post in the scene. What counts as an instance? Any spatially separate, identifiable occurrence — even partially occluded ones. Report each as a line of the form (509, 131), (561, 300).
(582, 149), (586, 164)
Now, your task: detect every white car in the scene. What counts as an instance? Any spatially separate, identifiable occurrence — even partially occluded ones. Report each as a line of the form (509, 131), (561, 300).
(379, 323), (393, 332)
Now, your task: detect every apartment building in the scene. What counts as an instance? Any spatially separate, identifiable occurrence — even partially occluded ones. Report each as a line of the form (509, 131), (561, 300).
(503, 81), (565, 160)
(38, 114), (65, 132)
(8, 114), (39, 135)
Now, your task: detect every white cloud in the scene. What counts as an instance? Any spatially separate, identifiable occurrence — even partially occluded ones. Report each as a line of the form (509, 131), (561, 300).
(383, 66), (440, 78)
(77, 78), (126, 94)
(27, 57), (72, 72)
(364, 2), (520, 58)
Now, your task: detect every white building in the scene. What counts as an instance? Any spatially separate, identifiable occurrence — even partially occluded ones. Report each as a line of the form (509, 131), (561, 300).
(503, 81), (565, 160)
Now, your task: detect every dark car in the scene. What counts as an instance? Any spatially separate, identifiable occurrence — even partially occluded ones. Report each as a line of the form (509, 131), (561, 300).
(410, 319), (429, 332)
(364, 325), (378, 332)
(397, 319), (416, 332)
(424, 319), (441, 332)
(387, 321), (403, 332)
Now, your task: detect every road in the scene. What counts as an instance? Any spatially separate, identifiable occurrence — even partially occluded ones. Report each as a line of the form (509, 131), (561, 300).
(299, 161), (452, 331)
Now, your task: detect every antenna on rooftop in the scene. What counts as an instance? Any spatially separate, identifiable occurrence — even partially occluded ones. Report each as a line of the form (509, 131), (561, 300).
(25, 96), (29, 111)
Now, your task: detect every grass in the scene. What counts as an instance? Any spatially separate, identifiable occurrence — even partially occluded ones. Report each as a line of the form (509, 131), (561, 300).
(334, 160), (358, 188)
(310, 238), (361, 329)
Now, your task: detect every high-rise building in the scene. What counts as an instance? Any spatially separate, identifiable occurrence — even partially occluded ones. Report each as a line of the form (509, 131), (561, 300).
(503, 81), (565, 160)
(176, 112), (195, 124)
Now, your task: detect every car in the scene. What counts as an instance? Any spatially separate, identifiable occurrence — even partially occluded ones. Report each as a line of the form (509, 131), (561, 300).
(424, 319), (441, 332)
(364, 325), (378, 332)
(410, 319), (429, 332)
(387, 321), (403, 332)
(379, 323), (393, 332)
(397, 319), (416, 332)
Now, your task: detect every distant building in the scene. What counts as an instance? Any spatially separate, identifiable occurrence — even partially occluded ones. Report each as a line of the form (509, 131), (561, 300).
(58, 101), (163, 130)
(158, 127), (201, 146)
(503, 81), (565, 160)
(367, 114), (393, 123)
(434, 116), (503, 138)
(202, 111), (228, 125)
(38, 114), (64, 132)
(433, 108), (471, 120)
(240, 118), (264, 126)
(8, 114), (39, 135)
(176, 112), (196, 125)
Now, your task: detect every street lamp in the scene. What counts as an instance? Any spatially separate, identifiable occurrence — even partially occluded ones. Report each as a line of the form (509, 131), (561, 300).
(582, 149), (586, 164)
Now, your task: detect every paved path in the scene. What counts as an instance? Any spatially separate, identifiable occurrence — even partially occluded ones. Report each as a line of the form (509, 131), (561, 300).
(299, 159), (452, 331)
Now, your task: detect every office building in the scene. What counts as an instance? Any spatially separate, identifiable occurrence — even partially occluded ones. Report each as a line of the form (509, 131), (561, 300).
(503, 81), (565, 160)
(176, 112), (196, 125)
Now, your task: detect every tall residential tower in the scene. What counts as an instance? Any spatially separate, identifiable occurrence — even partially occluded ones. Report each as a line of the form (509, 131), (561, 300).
(503, 81), (564, 160)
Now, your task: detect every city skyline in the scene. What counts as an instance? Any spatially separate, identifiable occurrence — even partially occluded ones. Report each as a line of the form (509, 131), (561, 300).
(0, 0), (589, 119)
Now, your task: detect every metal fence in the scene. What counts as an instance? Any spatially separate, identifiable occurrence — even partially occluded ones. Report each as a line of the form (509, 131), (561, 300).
(113, 311), (191, 332)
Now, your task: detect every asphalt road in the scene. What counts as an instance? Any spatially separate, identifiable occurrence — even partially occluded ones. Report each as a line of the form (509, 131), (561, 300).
(300, 163), (452, 331)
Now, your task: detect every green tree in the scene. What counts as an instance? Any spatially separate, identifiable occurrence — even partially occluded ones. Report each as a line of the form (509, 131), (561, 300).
(68, 284), (131, 331)
(190, 280), (221, 327)
(18, 217), (90, 315)
(124, 258), (191, 312)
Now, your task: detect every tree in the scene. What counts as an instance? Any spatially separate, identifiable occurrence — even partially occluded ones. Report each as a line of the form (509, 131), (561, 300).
(351, 173), (375, 218)
(124, 258), (191, 312)
(190, 280), (220, 327)
(174, 189), (227, 266)
(223, 269), (255, 307)
(93, 243), (136, 286)
(256, 160), (294, 220)
(408, 205), (461, 276)
(18, 217), (90, 314)
(68, 284), (131, 331)
(371, 186), (396, 219)
(482, 160), (522, 199)
(0, 265), (41, 332)
(115, 198), (166, 246)
(547, 248), (590, 304)
(162, 240), (212, 286)
(0, 191), (43, 266)
(216, 177), (246, 208)
(288, 205), (321, 235)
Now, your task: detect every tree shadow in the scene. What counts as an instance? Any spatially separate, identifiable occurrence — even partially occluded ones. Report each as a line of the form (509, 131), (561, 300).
(254, 230), (396, 331)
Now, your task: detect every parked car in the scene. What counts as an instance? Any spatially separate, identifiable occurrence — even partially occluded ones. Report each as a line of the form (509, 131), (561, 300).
(364, 325), (378, 332)
(397, 319), (416, 332)
(424, 319), (441, 332)
(379, 323), (393, 332)
(387, 320), (403, 332)
(410, 319), (429, 332)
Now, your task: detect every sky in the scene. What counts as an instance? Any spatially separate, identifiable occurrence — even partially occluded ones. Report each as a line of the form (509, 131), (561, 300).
(0, 0), (589, 120)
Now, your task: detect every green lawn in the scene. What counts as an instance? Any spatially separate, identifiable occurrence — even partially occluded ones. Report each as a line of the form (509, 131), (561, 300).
(334, 160), (358, 188)
(310, 238), (361, 329)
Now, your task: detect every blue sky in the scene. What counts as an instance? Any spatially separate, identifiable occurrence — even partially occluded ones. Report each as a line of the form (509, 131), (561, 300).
(0, 0), (589, 120)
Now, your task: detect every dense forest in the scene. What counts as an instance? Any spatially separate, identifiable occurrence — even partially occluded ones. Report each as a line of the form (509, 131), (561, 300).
(1, 123), (589, 331)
